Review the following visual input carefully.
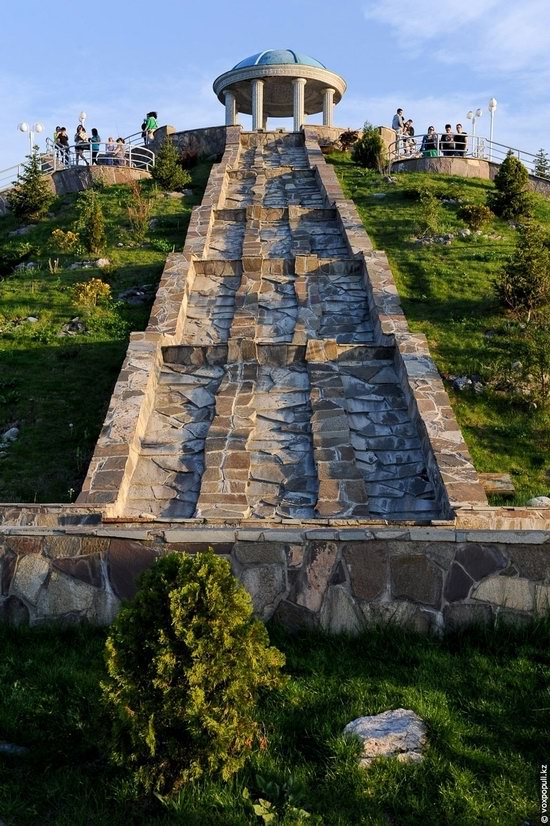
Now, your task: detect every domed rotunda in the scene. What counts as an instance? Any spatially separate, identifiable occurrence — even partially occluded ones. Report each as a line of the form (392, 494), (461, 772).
(213, 49), (346, 131)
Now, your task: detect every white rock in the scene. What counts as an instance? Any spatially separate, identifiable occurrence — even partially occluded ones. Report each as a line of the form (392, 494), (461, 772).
(526, 496), (550, 507)
(344, 709), (427, 767)
(2, 427), (19, 443)
(26, 316), (38, 323)
(95, 258), (111, 268)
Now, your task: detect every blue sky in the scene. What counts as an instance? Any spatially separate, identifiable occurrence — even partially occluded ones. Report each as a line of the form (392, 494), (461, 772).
(1, 0), (549, 169)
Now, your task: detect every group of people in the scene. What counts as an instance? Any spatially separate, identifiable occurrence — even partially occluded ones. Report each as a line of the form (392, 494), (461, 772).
(54, 125), (129, 167)
(52, 111), (158, 167)
(391, 109), (468, 158)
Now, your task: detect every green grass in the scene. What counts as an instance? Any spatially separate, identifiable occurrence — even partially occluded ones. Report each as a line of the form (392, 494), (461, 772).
(328, 154), (550, 503)
(0, 163), (211, 502)
(0, 622), (547, 824)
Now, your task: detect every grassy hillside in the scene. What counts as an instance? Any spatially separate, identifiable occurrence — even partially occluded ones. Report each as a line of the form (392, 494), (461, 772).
(329, 154), (550, 504)
(0, 621), (546, 825)
(0, 164), (211, 502)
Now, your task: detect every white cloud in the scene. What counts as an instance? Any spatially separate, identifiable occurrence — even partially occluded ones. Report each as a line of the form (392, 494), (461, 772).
(363, 0), (499, 42)
(363, 0), (550, 85)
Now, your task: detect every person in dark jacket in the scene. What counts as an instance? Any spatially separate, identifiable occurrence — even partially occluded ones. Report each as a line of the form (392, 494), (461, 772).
(440, 124), (455, 157)
(421, 126), (438, 157)
(454, 123), (467, 156)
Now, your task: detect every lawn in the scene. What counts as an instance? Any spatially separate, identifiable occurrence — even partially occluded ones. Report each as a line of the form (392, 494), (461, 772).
(328, 154), (550, 503)
(0, 163), (211, 502)
(0, 621), (547, 824)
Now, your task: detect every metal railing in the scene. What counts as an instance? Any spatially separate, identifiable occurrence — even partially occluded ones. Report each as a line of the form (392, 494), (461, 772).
(0, 163), (25, 193)
(388, 134), (541, 176)
(45, 138), (155, 172)
(0, 133), (155, 194)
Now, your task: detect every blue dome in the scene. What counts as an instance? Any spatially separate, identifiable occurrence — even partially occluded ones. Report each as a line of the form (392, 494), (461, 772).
(233, 49), (326, 70)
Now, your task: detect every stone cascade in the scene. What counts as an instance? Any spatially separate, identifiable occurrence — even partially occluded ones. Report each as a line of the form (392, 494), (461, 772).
(89, 128), (487, 521)
(306, 342), (439, 520)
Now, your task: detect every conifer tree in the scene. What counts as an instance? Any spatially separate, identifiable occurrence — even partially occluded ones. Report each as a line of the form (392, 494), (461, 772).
(8, 150), (53, 222)
(488, 150), (531, 220)
(76, 190), (106, 254)
(496, 220), (550, 320)
(533, 148), (550, 179)
(151, 138), (191, 192)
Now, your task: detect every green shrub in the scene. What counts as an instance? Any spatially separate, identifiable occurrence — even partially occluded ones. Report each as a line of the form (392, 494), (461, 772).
(76, 190), (106, 254)
(495, 220), (550, 319)
(351, 122), (386, 171)
(524, 315), (550, 410)
(102, 550), (285, 796)
(488, 151), (532, 220)
(459, 203), (494, 231)
(7, 151), (53, 222)
(152, 139), (192, 192)
(126, 180), (152, 243)
(339, 129), (359, 151)
(416, 189), (441, 238)
(0, 241), (34, 276)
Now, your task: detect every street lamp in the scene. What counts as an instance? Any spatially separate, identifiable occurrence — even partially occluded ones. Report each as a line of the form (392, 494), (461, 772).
(18, 121), (44, 155)
(79, 111), (87, 126)
(488, 98), (497, 161)
(466, 107), (482, 156)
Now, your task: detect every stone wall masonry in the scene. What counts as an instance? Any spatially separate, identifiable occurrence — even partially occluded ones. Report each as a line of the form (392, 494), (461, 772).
(391, 156), (550, 197)
(78, 332), (165, 511)
(0, 528), (548, 630)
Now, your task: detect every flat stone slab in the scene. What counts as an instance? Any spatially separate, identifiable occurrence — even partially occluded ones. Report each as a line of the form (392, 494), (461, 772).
(343, 708), (427, 767)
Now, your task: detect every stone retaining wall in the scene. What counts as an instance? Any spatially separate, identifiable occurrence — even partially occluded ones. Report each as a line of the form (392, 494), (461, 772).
(49, 165), (150, 195)
(391, 156), (550, 196)
(0, 526), (548, 631)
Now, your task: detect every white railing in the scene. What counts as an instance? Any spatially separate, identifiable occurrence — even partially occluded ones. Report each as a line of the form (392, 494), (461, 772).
(388, 134), (541, 176)
(0, 163), (24, 193)
(45, 138), (155, 172)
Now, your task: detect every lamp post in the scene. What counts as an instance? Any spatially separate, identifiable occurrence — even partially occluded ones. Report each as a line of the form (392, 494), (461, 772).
(466, 107), (482, 156)
(79, 111), (87, 126)
(488, 98), (497, 161)
(17, 121), (43, 155)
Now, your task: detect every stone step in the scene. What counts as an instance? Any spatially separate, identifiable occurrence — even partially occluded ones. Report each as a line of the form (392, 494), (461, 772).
(478, 472), (516, 498)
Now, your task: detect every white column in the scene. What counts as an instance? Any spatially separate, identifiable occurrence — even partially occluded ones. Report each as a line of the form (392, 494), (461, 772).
(262, 114), (268, 131)
(224, 90), (237, 126)
(322, 87), (335, 127)
(251, 79), (264, 131)
(292, 77), (307, 132)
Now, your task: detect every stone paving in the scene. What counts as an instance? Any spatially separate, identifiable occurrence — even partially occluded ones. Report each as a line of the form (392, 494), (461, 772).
(98, 130), (487, 521)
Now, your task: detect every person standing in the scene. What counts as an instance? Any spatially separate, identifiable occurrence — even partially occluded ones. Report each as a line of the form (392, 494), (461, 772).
(74, 124), (90, 165)
(454, 123), (467, 157)
(57, 127), (70, 166)
(144, 111), (158, 145)
(90, 128), (101, 164)
(392, 108), (405, 155)
(440, 124), (455, 157)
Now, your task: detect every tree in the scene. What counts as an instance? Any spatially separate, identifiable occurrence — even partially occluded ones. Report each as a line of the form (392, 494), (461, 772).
(102, 550), (285, 796)
(533, 148), (550, 179)
(7, 150), (52, 222)
(495, 220), (550, 320)
(76, 190), (106, 254)
(351, 122), (386, 172)
(487, 150), (532, 220)
(151, 139), (192, 192)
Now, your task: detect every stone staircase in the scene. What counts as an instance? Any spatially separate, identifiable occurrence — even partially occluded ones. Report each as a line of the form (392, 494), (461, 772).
(122, 131), (445, 521)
